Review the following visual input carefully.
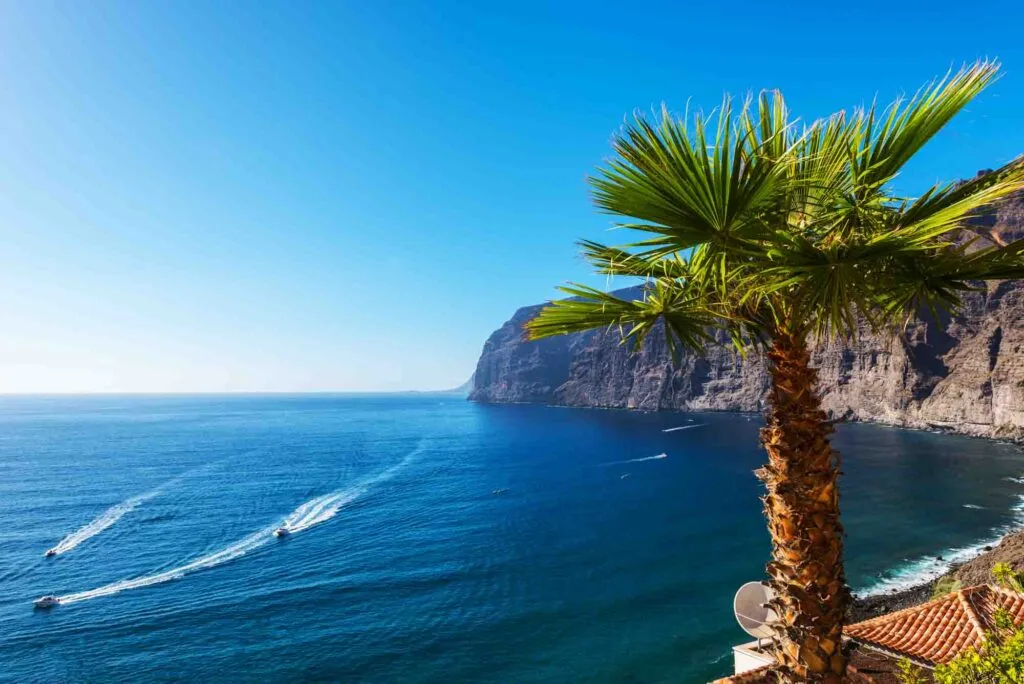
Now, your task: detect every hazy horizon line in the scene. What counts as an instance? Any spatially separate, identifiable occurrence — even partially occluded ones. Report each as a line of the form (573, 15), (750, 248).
(0, 388), (471, 397)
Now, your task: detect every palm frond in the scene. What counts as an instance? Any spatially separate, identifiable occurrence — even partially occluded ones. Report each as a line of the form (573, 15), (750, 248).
(955, 239), (1024, 280)
(850, 61), (1000, 191)
(589, 94), (794, 256)
(896, 157), (1024, 240)
(578, 240), (691, 278)
(754, 232), (884, 336)
(868, 238), (1024, 328)
(786, 111), (857, 234)
(524, 280), (717, 358)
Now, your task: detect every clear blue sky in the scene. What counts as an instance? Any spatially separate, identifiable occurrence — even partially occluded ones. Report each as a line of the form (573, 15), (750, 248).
(2, 1), (1023, 392)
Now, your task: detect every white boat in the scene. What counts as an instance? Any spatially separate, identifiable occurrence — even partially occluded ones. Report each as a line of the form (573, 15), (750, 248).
(273, 527), (290, 538)
(34, 595), (60, 609)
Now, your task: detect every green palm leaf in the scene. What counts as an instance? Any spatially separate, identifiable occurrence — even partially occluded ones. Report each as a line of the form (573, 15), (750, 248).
(850, 62), (1001, 191)
(589, 95), (793, 257)
(525, 280), (718, 358)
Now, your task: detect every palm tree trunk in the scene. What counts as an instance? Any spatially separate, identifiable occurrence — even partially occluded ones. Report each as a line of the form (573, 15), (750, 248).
(758, 331), (850, 683)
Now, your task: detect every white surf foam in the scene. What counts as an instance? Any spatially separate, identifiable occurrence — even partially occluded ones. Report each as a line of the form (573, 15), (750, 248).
(51, 443), (425, 605)
(963, 504), (985, 510)
(856, 535), (1003, 597)
(600, 453), (667, 467)
(662, 424), (705, 433)
(858, 495), (1024, 598)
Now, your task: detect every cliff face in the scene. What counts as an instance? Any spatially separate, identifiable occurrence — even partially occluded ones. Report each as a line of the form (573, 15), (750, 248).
(470, 193), (1024, 442)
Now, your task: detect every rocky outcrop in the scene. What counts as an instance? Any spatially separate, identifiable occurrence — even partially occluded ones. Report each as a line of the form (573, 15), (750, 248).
(470, 190), (1024, 443)
(953, 530), (1024, 587)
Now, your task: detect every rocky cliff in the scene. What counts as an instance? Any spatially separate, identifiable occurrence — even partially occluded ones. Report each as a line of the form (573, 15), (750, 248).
(470, 191), (1024, 442)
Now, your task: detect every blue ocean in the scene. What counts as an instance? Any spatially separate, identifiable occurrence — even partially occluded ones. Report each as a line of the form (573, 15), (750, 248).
(2, 395), (1024, 683)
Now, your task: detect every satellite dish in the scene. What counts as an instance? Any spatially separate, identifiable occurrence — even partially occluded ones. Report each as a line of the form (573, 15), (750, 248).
(734, 581), (778, 639)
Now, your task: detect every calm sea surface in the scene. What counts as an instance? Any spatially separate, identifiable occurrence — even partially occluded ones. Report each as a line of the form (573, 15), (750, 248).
(1, 395), (1023, 683)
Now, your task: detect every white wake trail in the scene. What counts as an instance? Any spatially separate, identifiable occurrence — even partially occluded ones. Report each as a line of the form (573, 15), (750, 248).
(600, 453), (667, 467)
(278, 445), (420, 534)
(51, 442), (426, 605)
(46, 464), (222, 557)
(58, 526), (273, 604)
(662, 424), (705, 433)
(283, 490), (363, 532)
(48, 491), (160, 556)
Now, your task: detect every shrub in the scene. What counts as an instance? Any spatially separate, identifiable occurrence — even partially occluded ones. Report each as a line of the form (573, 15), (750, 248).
(933, 628), (1024, 683)
(992, 562), (1024, 593)
(932, 575), (962, 599)
(895, 657), (927, 684)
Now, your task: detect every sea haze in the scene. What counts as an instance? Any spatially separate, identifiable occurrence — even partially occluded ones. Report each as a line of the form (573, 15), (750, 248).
(1, 395), (1023, 683)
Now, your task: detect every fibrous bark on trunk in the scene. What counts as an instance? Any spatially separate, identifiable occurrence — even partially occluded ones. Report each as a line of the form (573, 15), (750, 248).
(758, 331), (850, 683)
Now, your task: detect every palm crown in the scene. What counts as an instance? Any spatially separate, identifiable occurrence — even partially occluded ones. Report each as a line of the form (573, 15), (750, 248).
(526, 61), (1024, 352)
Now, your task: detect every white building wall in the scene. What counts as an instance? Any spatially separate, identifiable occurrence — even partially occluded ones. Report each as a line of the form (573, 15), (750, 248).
(733, 642), (773, 675)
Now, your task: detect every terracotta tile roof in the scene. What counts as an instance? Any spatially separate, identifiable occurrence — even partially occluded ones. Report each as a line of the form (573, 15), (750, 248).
(845, 584), (1024, 666)
(844, 646), (919, 683)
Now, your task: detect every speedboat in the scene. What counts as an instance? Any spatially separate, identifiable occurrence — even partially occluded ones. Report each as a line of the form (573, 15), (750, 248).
(34, 596), (60, 609)
(273, 527), (290, 538)
(44, 549), (57, 558)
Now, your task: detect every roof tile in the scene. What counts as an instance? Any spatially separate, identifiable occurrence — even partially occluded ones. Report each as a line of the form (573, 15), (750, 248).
(846, 584), (1024, 665)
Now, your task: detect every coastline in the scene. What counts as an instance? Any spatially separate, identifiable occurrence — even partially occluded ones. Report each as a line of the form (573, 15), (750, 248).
(851, 576), (943, 622)
(851, 528), (1024, 622)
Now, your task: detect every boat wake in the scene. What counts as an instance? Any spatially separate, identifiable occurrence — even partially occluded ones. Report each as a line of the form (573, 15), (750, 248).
(58, 526), (273, 604)
(50, 442), (426, 605)
(662, 424), (705, 433)
(280, 490), (365, 534)
(600, 453), (667, 467)
(47, 491), (161, 557)
(278, 443), (421, 534)
(46, 463), (225, 557)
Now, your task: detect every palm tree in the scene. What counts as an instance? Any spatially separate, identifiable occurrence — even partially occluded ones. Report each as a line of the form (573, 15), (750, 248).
(525, 62), (1024, 683)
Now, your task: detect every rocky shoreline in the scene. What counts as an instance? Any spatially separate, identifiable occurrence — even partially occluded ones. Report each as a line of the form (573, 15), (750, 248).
(850, 529), (1024, 622)
(851, 578), (943, 623)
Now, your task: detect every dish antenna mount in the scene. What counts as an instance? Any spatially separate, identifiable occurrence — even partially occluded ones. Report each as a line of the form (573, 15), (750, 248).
(733, 581), (778, 645)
